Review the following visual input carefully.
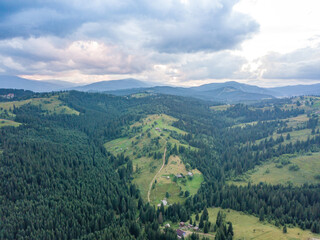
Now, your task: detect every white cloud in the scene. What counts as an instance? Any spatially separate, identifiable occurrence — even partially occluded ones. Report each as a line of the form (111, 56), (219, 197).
(235, 0), (320, 57)
(0, 0), (258, 53)
(180, 51), (247, 80)
(0, 37), (148, 76)
(0, 0), (319, 86)
(260, 44), (320, 80)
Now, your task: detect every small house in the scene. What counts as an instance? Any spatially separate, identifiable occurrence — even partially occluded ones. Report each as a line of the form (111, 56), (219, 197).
(7, 93), (14, 99)
(175, 174), (183, 178)
(155, 127), (161, 132)
(176, 229), (186, 238)
(165, 223), (171, 228)
(161, 199), (167, 206)
(0, 94), (14, 99)
(193, 226), (199, 231)
(179, 222), (185, 227)
(187, 172), (193, 177)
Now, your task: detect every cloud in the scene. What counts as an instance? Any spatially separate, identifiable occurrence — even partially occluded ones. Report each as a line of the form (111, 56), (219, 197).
(0, 0), (261, 80)
(131, 51), (249, 85)
(260, 44), (320, 80)
(0, 37), (148, 76)
(145, 1), (259, 53)
(180, 51), (247, 80)
(0, 0), (258, 54)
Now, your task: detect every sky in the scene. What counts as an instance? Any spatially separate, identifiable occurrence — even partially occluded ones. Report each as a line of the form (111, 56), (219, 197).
(0, 0), (319, 87)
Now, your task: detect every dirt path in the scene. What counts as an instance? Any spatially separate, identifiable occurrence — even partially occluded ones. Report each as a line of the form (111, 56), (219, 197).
(147, 142), (167, 203)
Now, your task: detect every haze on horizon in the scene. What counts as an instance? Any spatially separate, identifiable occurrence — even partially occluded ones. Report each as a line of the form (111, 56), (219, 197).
(0, 0), (319, 88)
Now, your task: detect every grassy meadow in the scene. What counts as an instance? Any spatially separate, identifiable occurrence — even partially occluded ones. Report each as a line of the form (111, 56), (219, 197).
(230, 152), (320, 186)
(0, 95), (80, 117)
(150, 155), (203, 205)
(104, 114), (203, 203)
(210, 105), (232, 111)
(201, 208), (320, 240)
(0, 119), (21, 128)
(185, 207), (320, 240)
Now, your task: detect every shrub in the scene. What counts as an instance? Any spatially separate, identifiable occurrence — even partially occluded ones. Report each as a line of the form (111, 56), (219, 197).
(289, 164), (300, 171)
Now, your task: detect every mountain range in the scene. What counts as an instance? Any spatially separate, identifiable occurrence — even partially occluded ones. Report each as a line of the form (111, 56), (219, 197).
(0, 75), (79, 92)
(72, 78), (152, 92)
(1, 75), (320, 103)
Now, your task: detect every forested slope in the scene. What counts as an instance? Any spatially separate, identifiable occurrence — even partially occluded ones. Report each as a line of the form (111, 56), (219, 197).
(0, 91), (319, 239)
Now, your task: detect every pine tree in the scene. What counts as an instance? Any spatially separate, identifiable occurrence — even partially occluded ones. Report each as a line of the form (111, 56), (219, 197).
(158, 212), (163, 224)
(216, 211), (223, 227)
(283, 225), (287, 234)
(259, 208), (264, 222)
(227, 222), (234, 236)
(203, 206), (209, 221)
(286, 133), (291, 140)
(311, 221), (320, 233)
(185, 190), (190, 197)
(204, 222), (209, 233)
(195, 213), (199, 221)
(199, 215), (204, 229)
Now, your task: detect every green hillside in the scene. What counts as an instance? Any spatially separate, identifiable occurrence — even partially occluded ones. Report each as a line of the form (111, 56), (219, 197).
(104, 114), (203, 203)
(1, 91), (320, 239)
(228, 97), (320, 186)
(230, 152), (320, 186)
(0, 119), (21, 128)
(200, 208), (320, 240)
(150, 155), (204, 205)
(0, 95), (79, 118)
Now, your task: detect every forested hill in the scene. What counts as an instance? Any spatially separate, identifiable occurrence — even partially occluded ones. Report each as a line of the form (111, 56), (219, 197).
(0, 91), (320, 239)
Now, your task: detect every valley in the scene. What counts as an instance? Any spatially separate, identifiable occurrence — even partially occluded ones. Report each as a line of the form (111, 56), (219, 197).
(2, 1), (320, 239)
(1, 90), (320, 240)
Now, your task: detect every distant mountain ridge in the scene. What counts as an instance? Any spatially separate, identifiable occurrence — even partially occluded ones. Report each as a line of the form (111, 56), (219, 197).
(106, 85), (275, 103)
(72, 78), (152, 92)
(270, 84), (320, 97)
(1, 75), (320, 102)
(191, 81), (277, 96)
(0, 75), (67, 92)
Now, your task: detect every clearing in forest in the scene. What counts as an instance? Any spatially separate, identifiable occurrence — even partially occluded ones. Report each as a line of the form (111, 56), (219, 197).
(190, 208), (320, 240)
(130, 93), (153, 98)
(230, 152), (320, 186)
(0, 95), (79, 117)
(104, 114), (203, 203)
(0, 119), (21, 128)
(150, 155), (203, 206)
(210, 104), (232, 111)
